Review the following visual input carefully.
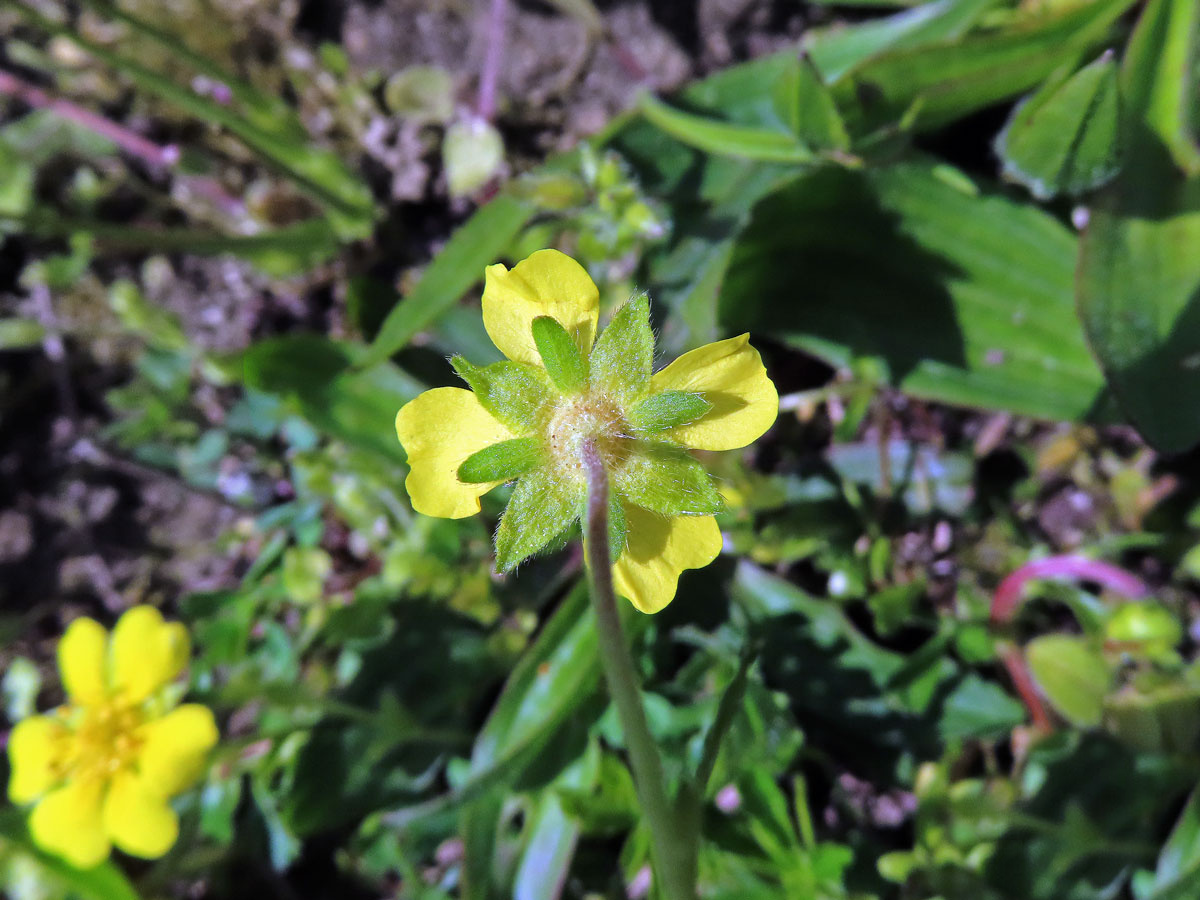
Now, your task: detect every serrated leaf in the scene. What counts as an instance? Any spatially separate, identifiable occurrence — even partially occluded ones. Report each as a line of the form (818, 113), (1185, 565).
(458, 436), (544, 484)
(532, 315), (588, 393)
(495, 467), (583, 572)
(629, 390), (712, 433)
(997, 54), (1122, 200)
(589, 294), (653, 401)
(614, 441), (722, 516)
(452, 356), (554, 431)
(1026, 634), (1110, 727)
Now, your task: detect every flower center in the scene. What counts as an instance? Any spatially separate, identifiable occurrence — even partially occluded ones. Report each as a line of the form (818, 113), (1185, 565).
(64, 700), (145, 782)
(546, 392), (630, 478)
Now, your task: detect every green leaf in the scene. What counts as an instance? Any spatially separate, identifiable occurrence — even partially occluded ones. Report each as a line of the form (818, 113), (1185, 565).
(1147, 789), (1200, 899)
(629, 391), (712, 433)
(788, 58), (851, 151)
(452, 356), (554, 431)
(723, 160), (1105, 420)
(494, 467), (582, 573)
(938, 674), (1026, 740)
(458, 436), (544, 484)
(532, 315), (588, 393)
(830, 0), (1137, 135)
(639, 92), (816, 164)
(1121, 0), (1200, 174)
(1025, 634), (1111, 727)
(997, 53), (1122, 200)
(588, 294), (653, 401)
(806, 0), (1000, 83)
(607, 487), (627, 562)
(614, 441), (722, 516)
(0, 808), (141, 900)
(1076, 0), (1200, 452)
(361, 193), (535, 367)
(0, 317), (46, 349)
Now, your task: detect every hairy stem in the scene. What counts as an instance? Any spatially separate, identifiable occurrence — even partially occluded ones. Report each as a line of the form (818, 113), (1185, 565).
(582, 440), (696, 900)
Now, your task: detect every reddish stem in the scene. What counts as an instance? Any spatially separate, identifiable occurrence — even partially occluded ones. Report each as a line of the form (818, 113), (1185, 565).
(0, 68), (178, 169)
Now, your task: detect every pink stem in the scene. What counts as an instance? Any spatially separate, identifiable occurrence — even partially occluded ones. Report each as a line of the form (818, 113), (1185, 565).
(0, 68), (178, 169)
(1000, 645), (1053, 733)
(990, 554), (1147, 625)
(477, 0), (506, 121)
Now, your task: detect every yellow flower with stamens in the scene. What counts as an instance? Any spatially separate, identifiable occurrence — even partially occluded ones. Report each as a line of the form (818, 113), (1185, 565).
(395, 249), (777, 613)
(7, 606), (218, 869)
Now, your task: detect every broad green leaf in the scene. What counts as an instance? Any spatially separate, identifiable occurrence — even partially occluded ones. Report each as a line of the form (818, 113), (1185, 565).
(1025, 634), (1110, 727)
(997, 53), (1122, 199)
(0, 809), (141, 900)
(629, 391), (712, 433)
(639, 92), (816, 164)
(589, 294), (653, 400)
(240, 336), (421, 463)
(830, 0), (1137, 134)
(722, 161), (1106, 421)
(362, 193), (535, 367)
(1077, 0), (1200, 452)
(806, 0), (999, 83)
(459, 436), (544, 484)
(532, 315), (587, 393)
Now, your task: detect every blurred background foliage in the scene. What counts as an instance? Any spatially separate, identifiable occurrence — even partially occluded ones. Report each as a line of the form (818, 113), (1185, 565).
(2, 0), (1200, 898)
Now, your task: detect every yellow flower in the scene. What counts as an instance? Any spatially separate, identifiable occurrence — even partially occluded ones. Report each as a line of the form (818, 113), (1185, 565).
(7, 606), (218, 869)
(395, 249), (777, 613)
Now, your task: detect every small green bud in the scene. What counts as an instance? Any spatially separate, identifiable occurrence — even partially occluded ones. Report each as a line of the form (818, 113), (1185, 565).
(532, 316), (587, 393)
(458, 437), (544, 484)
(1105, 602), (1182, 654)
(629, 391), (711, 433)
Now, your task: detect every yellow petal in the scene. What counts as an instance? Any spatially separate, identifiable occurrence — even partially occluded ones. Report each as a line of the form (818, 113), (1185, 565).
(136, 704), (218, 796)
(482, 249), (599, 365)
(109, 607), (190, 704)
(395, 387), (515, 518)
(7, 716), (68, 804)
(650, 334), (778, 451)
(29, 777), (110, 868)
(59, 617), (108, 705)
(103, 770), (178, 860)
(613, 507), (722, 614)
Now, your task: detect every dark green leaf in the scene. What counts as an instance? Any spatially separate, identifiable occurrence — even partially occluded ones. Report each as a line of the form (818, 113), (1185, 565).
(722, 161), (1106, 420)
(997, 53), (1122, 199)
(629, 391), (712, 433)
(494, 467), (583, 572)
(452, 356), (554, 431)
(589, 294), (653, 400)
(532, 315), (588, 393)
(458, 436), (544, 484)
(830, 0), (1137, 135)
(938, 674), (1026, 740)
(614, 441), (722, 516)
(1147, 790), (1200, 899)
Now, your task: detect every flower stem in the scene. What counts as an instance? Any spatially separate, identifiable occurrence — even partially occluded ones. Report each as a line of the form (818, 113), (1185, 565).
(582, 440), (697, 900)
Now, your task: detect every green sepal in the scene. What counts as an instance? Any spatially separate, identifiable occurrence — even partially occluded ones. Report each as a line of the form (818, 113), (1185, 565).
(588, 294), (653, 401)
(629, 390), (712, 433)
(451, 356), (553, 432)
(608, 489), (627, 562)
(494, 467), (583, 573)
(614, 441), (723, 516)
(531, 316), (587, 393)
(458, 437), (544, 484)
